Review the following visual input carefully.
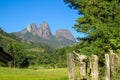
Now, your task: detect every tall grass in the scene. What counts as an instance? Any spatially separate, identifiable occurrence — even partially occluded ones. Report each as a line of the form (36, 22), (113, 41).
(0, 67), (68, 80)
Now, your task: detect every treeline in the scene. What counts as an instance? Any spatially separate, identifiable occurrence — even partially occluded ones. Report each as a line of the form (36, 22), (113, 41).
(0, 27), (71, 68)
(0, 28), (54, 68)
(5, 42), (54, 68)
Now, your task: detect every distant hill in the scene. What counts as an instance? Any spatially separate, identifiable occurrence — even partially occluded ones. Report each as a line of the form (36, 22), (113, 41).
(0, 27), (76, 67)
(13, 21), (76, 48)
(0, 27), (55, 67)
(0, 27), (46, 52)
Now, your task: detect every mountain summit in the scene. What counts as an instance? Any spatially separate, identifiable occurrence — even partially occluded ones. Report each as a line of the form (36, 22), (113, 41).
(26, 23), (37, 35)
(14, 21), (76, 48)
(37, 22), (52, 40)
(26, 22), (52, 40)
(55, 29), (75, 42)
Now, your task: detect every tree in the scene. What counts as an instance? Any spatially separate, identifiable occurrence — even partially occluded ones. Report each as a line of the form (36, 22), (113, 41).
(64, 0), (120, 56)
(6, 42), (29, 68)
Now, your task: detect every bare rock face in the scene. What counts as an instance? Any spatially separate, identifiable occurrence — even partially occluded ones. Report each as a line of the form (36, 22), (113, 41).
(25, 22), (52, 40)
(14, 21), (76, 48)
(55, 29), (76, 42)
(37, 22), (52, 40)
(20, 22), (75, 42)
(26, 23), (37, 35)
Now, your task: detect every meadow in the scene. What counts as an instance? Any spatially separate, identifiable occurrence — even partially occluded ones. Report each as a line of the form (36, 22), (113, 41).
(1, 67), (120, 80)
(0, 67), (68, 80)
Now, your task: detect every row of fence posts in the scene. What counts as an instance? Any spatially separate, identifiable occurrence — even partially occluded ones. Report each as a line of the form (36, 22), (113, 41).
(67, 50), (119, 80)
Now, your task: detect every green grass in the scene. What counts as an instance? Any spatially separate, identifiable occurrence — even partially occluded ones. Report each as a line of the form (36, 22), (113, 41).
(0, 67), (68, 80)
(1, 67), (120, 80)
(111, 72), (120, 80)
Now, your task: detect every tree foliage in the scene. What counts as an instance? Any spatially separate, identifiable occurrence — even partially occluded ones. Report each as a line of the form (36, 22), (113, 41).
(65, 0), (120, 56)
(53, 46), (75, 67)
(6, 42), (29, 68)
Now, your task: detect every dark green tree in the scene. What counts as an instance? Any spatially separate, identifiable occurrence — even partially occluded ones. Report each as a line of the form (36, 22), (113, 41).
(64, 0), (120, 56)
(6, 42), (29, 68)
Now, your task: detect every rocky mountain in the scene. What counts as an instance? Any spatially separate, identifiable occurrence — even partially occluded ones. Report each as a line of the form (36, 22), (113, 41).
(37, 22), (52, 40)
(55, 29), (75, 42)
(25, 22), (52, 40)
(26, 23), (37, 34)
(14, 21), (76, 48)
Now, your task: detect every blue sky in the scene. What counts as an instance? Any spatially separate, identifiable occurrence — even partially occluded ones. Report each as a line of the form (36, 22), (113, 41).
(0, 0), (84, 38)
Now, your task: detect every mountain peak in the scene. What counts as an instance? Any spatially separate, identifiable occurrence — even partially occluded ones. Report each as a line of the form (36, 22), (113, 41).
(13, 21), (76, 48)
(25, 22), (52, 40)
(55, 29), (76, 42)
(38, 22), (50, 31)
(26, 23), (37, 33)
(39, 21), (48, 27)
(37, 22), (52, 40)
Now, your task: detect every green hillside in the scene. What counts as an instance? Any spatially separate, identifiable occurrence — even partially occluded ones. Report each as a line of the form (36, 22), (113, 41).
(0, 28), (54, 67)
(14, 31), (75, 49)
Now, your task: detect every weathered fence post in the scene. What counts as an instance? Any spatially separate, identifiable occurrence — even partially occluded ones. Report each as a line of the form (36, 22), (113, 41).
(109, 50), (116, 74)
(73, 51), (87, 80)
(78, 55), (87, 80)
(105, 54), (110, 80)
(90, 55), (98, 80)
(67, 53), (76, 80)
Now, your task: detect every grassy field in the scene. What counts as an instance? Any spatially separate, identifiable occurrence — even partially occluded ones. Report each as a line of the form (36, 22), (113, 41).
(0, 67), (68, 80)
(1, 67), (119, 80)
